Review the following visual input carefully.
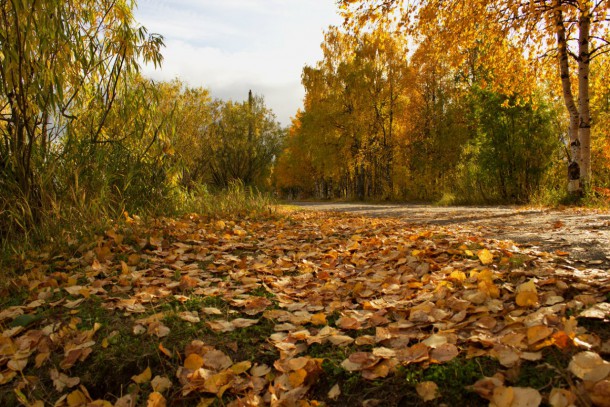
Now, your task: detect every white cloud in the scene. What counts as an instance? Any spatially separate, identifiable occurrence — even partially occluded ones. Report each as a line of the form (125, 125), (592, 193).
(134, 0), (342, 126)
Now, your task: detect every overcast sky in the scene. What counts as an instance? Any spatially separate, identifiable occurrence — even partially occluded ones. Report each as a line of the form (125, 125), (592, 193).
(134, 0), (342, 126)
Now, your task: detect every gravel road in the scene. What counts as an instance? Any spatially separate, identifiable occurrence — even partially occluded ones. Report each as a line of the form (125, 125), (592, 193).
(293, 202), (610, 269)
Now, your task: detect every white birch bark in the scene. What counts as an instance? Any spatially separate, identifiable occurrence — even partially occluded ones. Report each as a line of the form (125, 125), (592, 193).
(554, 0), (581, 193)
(578, 3), (592, 187)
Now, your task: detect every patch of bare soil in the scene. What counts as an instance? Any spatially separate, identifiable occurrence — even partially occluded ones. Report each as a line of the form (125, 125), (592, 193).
(293, 202), (610, 270)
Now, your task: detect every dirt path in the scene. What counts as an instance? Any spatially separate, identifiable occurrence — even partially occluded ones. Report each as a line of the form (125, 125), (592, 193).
(293, 202), (610, 269)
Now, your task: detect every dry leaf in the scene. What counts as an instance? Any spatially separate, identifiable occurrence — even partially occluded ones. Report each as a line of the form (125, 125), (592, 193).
(477, 249), (494, 265)
(132, 366), (152, 384)
(184, 353), (204, 370)
(516, 281), (539, 307)
(548, 388), (577, 407)
(151, 376), (173, 393)
(51, 368), (80, 392)
(416, 381), (439, 401)
(569, 351), (610, 382)
(328, 383), (341, 400)
(147, 392), (166, 407)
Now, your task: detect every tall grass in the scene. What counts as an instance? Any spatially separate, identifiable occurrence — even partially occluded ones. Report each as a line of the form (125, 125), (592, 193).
(0, 178), (276, 275)
(178, 180), (276, 218)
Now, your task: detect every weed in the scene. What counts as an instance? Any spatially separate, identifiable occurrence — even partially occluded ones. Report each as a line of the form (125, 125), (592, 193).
(249, 285), (276, 299)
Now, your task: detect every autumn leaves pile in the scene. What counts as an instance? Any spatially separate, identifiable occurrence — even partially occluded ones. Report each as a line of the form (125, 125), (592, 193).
(1, 210), (610, 406)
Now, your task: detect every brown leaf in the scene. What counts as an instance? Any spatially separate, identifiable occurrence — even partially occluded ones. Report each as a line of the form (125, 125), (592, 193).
(251, 364), (271, 377)
(50, 368), (80, 392)
(202, 349), (233, 371)
(151, 376), (173, 393)
(569, 351), (610, 382)
(430, 343), (459, 363)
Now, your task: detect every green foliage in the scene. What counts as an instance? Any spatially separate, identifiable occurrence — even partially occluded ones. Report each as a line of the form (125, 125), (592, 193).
(0, 0), (163, 236)
(205, 93), (285, 189)
(451, 90), (562, 204)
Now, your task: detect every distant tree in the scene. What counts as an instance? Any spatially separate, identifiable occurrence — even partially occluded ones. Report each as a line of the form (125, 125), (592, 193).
(205, 93), (285, 189)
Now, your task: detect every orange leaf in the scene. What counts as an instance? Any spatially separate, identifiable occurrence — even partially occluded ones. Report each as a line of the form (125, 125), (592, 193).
(158, 343), (172, 357)
(310, 313), (327, 326)
(147, 392), (166, 407)
(184, 354), (204, 370)
(131, 367), (152, 384)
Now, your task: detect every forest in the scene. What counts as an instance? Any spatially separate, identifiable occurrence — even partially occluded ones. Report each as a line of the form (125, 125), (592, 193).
(276, 1), (610, 203)
(1, 1), (610, 407)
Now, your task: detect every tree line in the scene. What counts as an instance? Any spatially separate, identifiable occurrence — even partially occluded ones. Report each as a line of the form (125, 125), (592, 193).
(274, 0), (610, 203)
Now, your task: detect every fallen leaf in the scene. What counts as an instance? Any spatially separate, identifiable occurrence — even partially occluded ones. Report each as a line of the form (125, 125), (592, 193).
(516, 281), (539, 307)
(548, 388), (577, 407)
(147, 392), (166, 407)
(328, 383), (341, 400)
(416, 381), (439, 401)
(51, 368), (80, 392)
(477, 249), (494, 265)
(132, 367), (152, 384)
(151, 376), (173, 393)
(184, 354), (204, 370)
(569, 351), (610, 382)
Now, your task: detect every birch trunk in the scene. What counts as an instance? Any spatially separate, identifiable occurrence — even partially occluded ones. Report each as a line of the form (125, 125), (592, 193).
(578, 5), (592, 187)
(555, 0), (581, 193)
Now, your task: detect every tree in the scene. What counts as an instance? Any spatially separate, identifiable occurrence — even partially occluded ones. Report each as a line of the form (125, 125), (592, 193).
(339, 0), (610, 194)
(0, 0), (163, 228)
(204, 93), (284, 189)
(280, 25), (411, 199)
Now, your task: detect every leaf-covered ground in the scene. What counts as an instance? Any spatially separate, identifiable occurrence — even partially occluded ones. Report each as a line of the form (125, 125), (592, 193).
(1, 209), (610, 406)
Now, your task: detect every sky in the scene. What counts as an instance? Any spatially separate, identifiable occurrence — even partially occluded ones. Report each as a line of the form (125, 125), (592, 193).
(133, 0), (343, 126)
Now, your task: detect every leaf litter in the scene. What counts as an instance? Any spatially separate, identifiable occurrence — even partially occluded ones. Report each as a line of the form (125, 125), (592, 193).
(1, 210), (610, 405)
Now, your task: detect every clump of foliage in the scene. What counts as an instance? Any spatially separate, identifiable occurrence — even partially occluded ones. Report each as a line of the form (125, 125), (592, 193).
(0, 1), (283, 256)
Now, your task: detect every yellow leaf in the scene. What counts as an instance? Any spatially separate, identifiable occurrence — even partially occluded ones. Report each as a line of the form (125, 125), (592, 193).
(131, 367), (152, 384)
(288, 368), (308, 388)
(230, 361), (252, 374)
(449, 270), (466, 282)
(477, 249), (494, 265)
(515, 281), (539, 307)
(202, 371), (233, 397)
(67, 390), (88, 406)
(158, 343), (172, 357)
(527, 325), (553, 345)
(184, 354), (204, 370)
